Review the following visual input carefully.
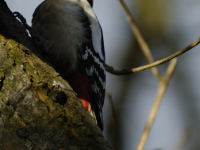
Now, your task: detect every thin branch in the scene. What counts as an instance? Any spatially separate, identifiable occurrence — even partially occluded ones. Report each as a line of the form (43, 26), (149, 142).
(119, 0), (162, 80)
(106, 37), (200, 75)
(106, 92), (118, 149)
(106, 92), (116, 117)
(136, 58), (178, 150)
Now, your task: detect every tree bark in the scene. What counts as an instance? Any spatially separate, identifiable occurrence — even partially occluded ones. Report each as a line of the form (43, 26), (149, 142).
(0, 1), (113, 150)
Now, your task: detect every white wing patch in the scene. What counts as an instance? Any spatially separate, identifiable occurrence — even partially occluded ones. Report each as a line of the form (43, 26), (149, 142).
(80, 0), (104, 60)
(91, 82), (100, 93)
(86, 65), (105, 89)
(82, 47), (105, 70)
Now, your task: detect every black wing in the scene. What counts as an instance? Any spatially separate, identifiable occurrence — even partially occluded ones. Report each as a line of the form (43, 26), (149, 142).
(78, 14), (105, 130)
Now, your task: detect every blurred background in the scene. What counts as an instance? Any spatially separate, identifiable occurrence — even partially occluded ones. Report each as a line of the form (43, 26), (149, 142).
(5, 0), (200, 149)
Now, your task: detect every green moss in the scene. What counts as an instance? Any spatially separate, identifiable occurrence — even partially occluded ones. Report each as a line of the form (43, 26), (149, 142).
(25, 142), (33, 150)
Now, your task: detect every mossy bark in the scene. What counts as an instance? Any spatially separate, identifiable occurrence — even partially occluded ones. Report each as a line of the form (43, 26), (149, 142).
(0, 1), (112, 150)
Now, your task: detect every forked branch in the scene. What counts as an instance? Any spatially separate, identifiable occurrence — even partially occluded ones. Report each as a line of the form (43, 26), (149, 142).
(136, 58), (178, 150)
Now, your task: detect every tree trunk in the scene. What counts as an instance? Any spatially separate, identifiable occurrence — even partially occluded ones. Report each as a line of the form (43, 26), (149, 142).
(0, 1), (112, 150)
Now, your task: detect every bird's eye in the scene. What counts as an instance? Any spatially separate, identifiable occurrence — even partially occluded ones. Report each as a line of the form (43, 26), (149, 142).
(87, 0), (93, 7)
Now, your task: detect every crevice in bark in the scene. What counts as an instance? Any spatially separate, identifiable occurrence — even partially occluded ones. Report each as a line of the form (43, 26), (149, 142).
(13, 60), (16, 67)
(0, 73), (5, 91)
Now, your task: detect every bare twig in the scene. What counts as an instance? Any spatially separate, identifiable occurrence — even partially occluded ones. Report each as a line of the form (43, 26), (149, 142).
(106, 92), (120, 149)
(136, 58), (178, 150)
(106, 37), (200, 75)
(106, 92), (116, 117)
(119, 0), (162, 80)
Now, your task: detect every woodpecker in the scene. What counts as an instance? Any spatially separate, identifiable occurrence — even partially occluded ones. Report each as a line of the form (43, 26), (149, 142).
(32, 0), (105, 130)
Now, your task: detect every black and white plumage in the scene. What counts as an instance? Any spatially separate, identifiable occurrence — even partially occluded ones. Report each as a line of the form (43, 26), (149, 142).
(32, 0), (105, 130)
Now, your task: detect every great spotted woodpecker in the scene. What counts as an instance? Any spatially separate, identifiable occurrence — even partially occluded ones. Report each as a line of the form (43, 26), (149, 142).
(32, 0), (105, 130)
